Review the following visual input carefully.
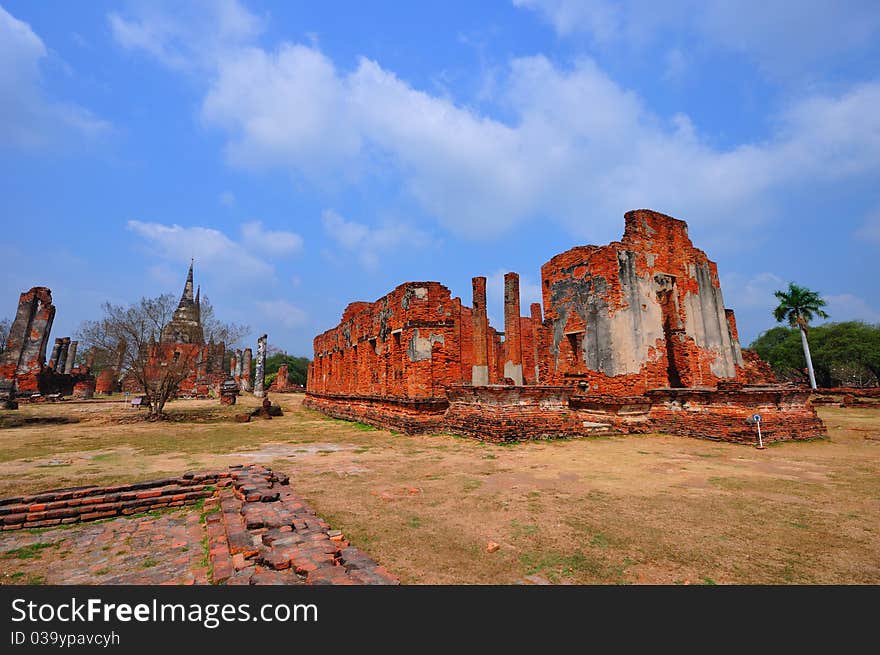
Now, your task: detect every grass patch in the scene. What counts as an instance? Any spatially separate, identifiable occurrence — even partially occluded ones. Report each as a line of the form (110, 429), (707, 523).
(3, 541), (58, 560)
(407, 516), (422, 529)
(462, 479), (483, 492)
(590, 533), (611, 548)
(350, 422), (377, 432)
(510, 520), (538, 538)
(519, 550), (605, 583)
(140, 557), (158, 568)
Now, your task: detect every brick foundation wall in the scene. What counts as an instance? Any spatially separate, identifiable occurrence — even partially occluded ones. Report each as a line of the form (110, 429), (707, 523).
(307, 385), (825, 444)
(0, 472), (229, 531)
(646, 387), (826, 444)
(444, 385), (587, 441)
(303, 391), (448, 434)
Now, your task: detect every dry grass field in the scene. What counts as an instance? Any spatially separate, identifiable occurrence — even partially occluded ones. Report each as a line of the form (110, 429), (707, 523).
(1, 395), (878, 584)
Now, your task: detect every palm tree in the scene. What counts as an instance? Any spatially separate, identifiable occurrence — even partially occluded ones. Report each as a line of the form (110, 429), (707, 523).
(772, 283), (829, 389)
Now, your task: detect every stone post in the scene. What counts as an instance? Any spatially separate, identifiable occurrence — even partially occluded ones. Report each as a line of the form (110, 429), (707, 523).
(254, 335), (267, 397)
(234, 349), (243, 381)
(64, 341), (78, 374)
(229, 353), (237, 378)
(56, 337), (71, 374)
(503, 272), (523, 385)
(48, 338), (63, 370)
(241, 348), (252, 392)
(471, 277), (489, 386)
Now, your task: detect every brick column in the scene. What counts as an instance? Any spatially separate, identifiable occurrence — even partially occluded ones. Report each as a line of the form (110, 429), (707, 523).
(56, 337), (71, 374)
(471, 277), (489, 386)
(234, 349), (243, 381)
(503, 272), (523, 385)
(48, 338), (63, 370)
(241, 348), (252, 392)
(229, 353), (237, 378)
(530, 303), (542, 384)
(64, 341), (78, 374)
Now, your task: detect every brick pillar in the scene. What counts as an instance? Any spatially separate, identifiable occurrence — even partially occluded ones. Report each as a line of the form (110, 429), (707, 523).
(471, 277), (489, 386)
(48, 338), (63, 370)
(530, 302), (542, 384)
(234, 349), (243, 381)
(56, 337), (71, 374)
(229, 353), (237, 378)
(197, 346), (208, 381)
(241, 348), (252, 392)
(503, 272), (523, 385)
(64, 341), (78, 374)
(254, 335), (267, 397)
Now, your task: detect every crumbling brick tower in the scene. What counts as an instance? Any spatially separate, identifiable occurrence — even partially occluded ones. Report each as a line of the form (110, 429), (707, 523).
(0, 287), (56, 395)
(537, 209), (743, 394)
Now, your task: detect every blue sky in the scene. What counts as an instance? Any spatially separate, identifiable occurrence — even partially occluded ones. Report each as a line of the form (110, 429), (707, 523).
(1, 0), (878, 357)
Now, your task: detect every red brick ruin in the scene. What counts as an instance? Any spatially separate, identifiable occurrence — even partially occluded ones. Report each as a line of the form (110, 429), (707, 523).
(268, 364), (305, 393)
(306, 209), (826, 444)
(0, 287), (95, 403)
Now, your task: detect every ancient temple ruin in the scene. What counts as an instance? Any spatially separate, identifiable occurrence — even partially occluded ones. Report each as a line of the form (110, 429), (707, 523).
(122, 262), (226, 396)
(0, 287), (95, 400)
(306, 209), (825, 444)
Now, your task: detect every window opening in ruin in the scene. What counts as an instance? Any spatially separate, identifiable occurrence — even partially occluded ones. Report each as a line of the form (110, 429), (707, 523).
(392, 332), (402, 382)
(565, 331), (584, 372)
(173, 351), (180, 362)
(656, 287), (683, 388)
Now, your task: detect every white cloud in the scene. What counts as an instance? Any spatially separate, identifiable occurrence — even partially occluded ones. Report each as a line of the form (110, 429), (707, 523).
(513, 0), (624, 42)
(720, 271), (785, 310)
(110, 1), (880, 246)
(202, 40), (880, 243)
(240, 221), (304, 256)
(127, 219), (272, 278)
(824, 294), (880, 324)
(485, 269), (542, 329)
(662, 47), (687, 83)
(254, 299), (308, 328)
(108, 0), (263, 71)
(856, 209), (880, 244)
(0, 5), (110, 149)
(514, 0), (880, 78)
(321, 209), (431, 270)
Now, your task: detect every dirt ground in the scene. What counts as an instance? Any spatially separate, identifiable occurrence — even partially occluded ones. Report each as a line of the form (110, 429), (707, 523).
(1, 394), (878, 584)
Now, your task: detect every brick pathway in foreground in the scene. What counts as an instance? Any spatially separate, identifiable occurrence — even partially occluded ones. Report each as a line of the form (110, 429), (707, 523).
(0, 464), (397, 586)
(0, 510), (209, 585)
(208, 464), (398, 585)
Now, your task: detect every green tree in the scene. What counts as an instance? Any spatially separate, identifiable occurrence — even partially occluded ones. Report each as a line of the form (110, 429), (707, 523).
(751, 321), (880, 387)
(264, 352), (310, 386)
(772, 283), (828, 389)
